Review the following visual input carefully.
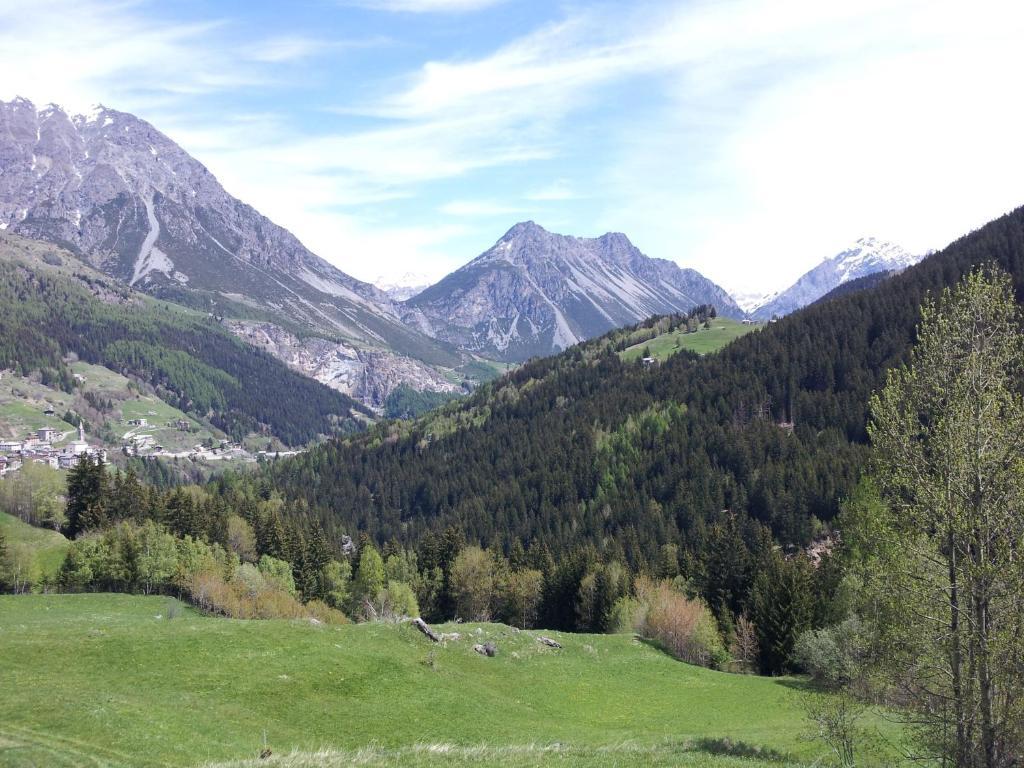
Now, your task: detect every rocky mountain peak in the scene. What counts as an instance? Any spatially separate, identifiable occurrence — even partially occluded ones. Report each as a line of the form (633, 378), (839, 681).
(0, 97), (465, 410)
(403, 222), (743, 361)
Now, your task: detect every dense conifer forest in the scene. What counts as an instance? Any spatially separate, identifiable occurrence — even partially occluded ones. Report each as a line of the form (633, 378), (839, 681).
(258, 207), (1024, 554)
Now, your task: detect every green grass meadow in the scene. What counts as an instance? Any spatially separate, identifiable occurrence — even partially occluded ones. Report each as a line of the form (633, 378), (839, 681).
(0, 594), (902, 768)
(619, 319), (756, 362)
(0, 511), (69, 582)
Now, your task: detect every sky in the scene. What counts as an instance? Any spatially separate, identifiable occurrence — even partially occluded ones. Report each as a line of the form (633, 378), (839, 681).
(2, 0), (1024, 295)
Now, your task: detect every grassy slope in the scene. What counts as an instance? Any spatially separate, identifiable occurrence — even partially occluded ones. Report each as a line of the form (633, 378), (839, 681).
(619, 319), (756, 361)
(0, 511), (69, 580)
(0, 594), (898, 768)
(0, 362), (217, 452)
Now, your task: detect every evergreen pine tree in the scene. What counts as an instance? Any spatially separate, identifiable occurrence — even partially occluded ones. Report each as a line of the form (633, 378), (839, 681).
(64, 456), (109, 538)
(750, 553), (813, 674)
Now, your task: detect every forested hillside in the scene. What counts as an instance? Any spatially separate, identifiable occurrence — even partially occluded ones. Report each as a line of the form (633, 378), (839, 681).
(256, 206), (1024, 563)
(0, 235), (365, 445)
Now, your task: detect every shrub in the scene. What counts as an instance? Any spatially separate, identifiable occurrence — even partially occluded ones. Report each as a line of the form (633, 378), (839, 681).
(634, 577), (727, 669)
(257, 554), (296, 595)
(728, 614), (759, 673)
(607, 595), (645, 634)
(369, 580), (419, 621)
(793, 616), (869, 689)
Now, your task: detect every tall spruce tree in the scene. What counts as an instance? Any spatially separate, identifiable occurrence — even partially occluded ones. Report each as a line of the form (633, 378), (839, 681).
(64, 456), (109, 538)
(750, 551), (813, 675)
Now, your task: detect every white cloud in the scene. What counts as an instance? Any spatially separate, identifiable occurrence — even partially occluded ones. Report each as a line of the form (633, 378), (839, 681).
(347, 0), (505, 12)
(245, 35), (333, 63)
(526, 180), (577, 201)
(4, 0), (1024, 293)
(0, 0), (260, 112)
(439, 200), (525, 217)
(592, 0), (1024, 292)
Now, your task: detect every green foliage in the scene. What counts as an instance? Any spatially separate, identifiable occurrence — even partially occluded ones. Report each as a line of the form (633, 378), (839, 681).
(65, 455), (110, 538)
(500, 568), (544, 629)
(383, 384), (463, 420)
(257, 554), (297, 596)
(750, 553), (813, 675)
(374, 579), (419, 619)
(862, 267), (1024, 765)
(450, 545), (497, 621)
(352, 545), (386, 618)
(793, 616), (870, 689)
(322, 559), (352, 610)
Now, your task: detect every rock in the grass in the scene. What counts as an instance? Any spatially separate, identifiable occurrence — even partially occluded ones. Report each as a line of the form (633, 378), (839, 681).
(440, 632), (461, 642)
(537, 636), (562, 649)
(473, 642), (498, 657)
(413, 617), (441, 643)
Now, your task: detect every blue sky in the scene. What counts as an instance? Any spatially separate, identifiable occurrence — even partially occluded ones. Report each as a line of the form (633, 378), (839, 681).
(3, 0), (1024, 295)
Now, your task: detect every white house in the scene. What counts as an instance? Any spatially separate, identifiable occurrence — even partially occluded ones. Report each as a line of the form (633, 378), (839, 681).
(0, 440), (22, 453)
(37, 427), (59, 442)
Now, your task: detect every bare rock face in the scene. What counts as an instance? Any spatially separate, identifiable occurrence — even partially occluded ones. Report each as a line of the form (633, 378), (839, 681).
(224, 320), (459, 409)
(402, 221), (743, 361)
(0, 100), (461, 339)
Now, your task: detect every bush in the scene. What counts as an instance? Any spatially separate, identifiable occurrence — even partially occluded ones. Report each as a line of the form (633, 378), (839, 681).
(58, 520), (343, 623)
(634, 577), (727, 669)
(257, 554), (296, 595)
(793, 616), (869, 689)
(607, 595), (645, 634)
(369, 580), (419, 621)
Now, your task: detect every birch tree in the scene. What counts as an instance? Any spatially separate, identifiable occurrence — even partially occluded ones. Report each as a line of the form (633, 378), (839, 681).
(867, 267), (1024, 767)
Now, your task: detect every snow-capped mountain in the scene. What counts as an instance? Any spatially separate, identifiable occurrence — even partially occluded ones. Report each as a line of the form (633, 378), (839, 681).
(0, 97), (460, 407)
(375, 272), (433, 301)
(729, 288), (776, 315)
(750, 237), (922, 320)
(402, 221), (743, 361)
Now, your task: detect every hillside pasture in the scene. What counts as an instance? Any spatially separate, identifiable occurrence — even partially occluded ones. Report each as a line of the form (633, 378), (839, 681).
(0, 594), (903, 768)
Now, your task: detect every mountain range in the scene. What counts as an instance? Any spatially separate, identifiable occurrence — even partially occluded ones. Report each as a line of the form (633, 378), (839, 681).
(0, 96), (921, 406)
(0, 97), (749, 399)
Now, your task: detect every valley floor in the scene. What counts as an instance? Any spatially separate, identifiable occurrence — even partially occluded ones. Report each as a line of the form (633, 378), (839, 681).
(0, 595), (896, 767)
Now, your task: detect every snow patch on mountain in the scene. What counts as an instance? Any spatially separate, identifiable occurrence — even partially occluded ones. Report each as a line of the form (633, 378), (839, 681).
(750, 237), (923, 320)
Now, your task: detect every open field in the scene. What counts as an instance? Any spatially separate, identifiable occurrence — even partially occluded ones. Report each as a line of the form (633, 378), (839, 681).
(0, 511), (69, 582)
(619, 318), (757, 362)
(0, 594), (902, 768)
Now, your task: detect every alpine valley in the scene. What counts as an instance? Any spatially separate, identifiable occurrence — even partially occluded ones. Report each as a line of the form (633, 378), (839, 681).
(0, 98), (747, 409)
(3, 36), (1023, 767)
